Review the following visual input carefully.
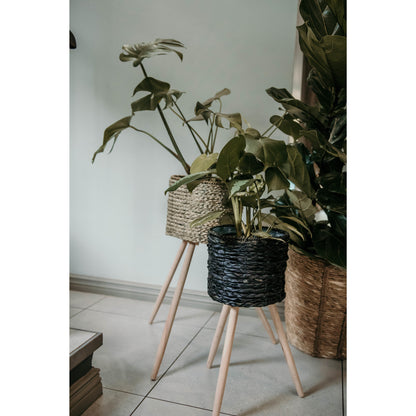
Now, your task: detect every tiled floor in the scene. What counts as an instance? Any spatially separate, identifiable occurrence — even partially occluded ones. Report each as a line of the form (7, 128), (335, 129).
(70, 290), (346, 416)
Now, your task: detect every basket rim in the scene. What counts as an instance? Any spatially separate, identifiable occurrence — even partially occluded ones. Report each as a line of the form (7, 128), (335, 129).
(209, 225), (289, 242)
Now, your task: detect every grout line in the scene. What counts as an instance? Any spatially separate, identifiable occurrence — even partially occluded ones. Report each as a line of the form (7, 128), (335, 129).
(101, 386), (144, 398)
(128, 311), (216, 416)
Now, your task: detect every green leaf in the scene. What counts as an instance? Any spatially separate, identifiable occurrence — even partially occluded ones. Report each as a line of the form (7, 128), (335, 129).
(312, 223), (346, 268)
(244, 128), (261, 139)
(164, 170), (215, 194)
(189, 210), (225, 228)
(299, 0), (344, 39)
(119, 39), (185, 67)
(238, 153), (264, 175)
(297, 23), (335, 88)
(201, 88), (231, 107)
(316, 188), (346, 215)
(92, 116), (132, 163)
(131, 94), (159, 112)
(228, 179), (255, 198)
(286, 189), (317, 225)
(133, 77), (170, 96)
(190, 153), (219, 174)
(266, 87), (326, 129)
(286, 146), (314, 197)
(260, 138), (288, 168)
(265, 167), (290, 191)
(216, 135), (246, 181)
(269, 114), (302, 139)
(214, 113), (243, 131)
(131, 77), (184, 112)
(320, 35), (346, 89)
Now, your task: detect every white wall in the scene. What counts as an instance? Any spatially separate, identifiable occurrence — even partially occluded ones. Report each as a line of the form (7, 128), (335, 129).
(70, 0), (298, 291)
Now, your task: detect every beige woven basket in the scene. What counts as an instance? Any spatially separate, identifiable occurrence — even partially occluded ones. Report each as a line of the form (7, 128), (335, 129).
(165, 175), (230, 244)
(284, 247), (346, 359)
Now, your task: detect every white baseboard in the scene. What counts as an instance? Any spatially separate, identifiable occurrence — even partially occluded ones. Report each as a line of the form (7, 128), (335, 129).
(70, 274), (285, 319)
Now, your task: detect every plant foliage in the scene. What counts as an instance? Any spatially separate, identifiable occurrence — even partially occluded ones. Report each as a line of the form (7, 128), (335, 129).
(266, 0), (346, 268)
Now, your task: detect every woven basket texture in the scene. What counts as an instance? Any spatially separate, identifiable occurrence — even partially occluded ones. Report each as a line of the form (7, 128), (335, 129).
(285, 248), (346, 359)
(165, 175), (229, 244)
(207, 226), (289, 307)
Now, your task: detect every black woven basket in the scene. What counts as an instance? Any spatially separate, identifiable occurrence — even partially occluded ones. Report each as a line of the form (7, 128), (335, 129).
(207, 225), (289, 307)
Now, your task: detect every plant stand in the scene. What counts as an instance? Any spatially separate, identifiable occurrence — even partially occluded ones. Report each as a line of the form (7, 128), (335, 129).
(208, 304), (304, 416)
(149, 240), (279, 381)
(205, 225), (304, 415)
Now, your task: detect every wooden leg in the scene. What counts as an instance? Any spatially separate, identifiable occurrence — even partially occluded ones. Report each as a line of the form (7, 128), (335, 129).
(149, 240), (188, 324)
(256, 307), (277, 344)
(151, 243), (196, 381)
(212, 307), (239, 416)
(268, 304), (304, 398)
(207, 305), (231, 368)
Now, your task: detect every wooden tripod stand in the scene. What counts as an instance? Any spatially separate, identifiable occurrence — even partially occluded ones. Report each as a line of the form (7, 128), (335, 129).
(149, 240), (280, 381)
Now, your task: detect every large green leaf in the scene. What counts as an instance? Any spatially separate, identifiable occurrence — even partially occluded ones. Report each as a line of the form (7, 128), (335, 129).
(307, 69), (334, 112)
(297, 23), (335, 89)
(316, 188), (346, 215)
(190, 153), (219, 174)
(245, 137), (288, 169)
(286, 190), (317, 225)
(286, 146), (314, 197)
(201, 88), (231, 107)
(214, 113), (243, 131)
(133, 77), (170, 95)
(269, 114), (302, 139)
(265, 167), (290, 191)
(326, 0), (346, 34)
(131, 77), (183, 112)
(92, 116), (132, 163)
(216, 135), (246, 181)
(164, 170), (215, 194)
(266, 87), (326, 129)
(189, 210), (226, 228)
(119, 39), (185, 67)
(299, 0), (345, 39)
(320, 35), (346, 89)
(312, 222), (346, 268)
(238, 153), (264, 175)
(228, 178), (255, 197)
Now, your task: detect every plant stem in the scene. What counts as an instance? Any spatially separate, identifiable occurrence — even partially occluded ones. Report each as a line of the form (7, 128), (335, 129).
(211, 99), (223, 153)
(231, 197), (242, 238)
(139, 63), (190, 174)
(172, 102), (204, 154)
(128, 126), (179, 159)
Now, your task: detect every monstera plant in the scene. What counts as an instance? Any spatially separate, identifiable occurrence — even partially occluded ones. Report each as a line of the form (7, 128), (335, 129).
(266, 0), (346, 269)
(92, 38), (242, 173)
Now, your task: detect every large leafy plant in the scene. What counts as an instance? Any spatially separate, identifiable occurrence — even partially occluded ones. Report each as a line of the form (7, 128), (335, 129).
(166, 127), (312, 241)
(265, 0), (346, 268)
(92, 39), (241, 174)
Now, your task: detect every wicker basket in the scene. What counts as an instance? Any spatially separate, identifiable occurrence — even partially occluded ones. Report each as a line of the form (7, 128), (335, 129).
(284, 248), (346, 359)
(165, 175), (229, 244)
(207, 226), (289, 307)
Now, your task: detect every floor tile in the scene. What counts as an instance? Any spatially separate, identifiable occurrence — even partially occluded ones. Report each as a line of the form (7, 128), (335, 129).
(70, 290), (106, 309)
(342, 360), (346, 415)
(70, 308), (202, 396)
(71, 307), (83, 318)
(89, 295), (214, 329)
(150, 327), (343, 415)
(81, 388), (143, 416)
(131, 397), (233, 415)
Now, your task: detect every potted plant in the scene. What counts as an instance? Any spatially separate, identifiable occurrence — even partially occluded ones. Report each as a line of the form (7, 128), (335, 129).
(92, 38), (242, 244)
(265, 0), (346, 359)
